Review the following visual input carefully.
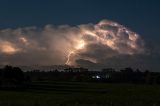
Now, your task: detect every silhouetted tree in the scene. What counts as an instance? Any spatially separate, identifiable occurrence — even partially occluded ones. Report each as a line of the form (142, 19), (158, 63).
(1, 65), (24, 87)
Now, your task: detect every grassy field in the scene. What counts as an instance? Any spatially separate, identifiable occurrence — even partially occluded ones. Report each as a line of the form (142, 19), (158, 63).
(0, 82), (160, 106)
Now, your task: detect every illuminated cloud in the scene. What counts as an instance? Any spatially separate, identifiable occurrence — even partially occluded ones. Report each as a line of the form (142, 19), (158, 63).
(0, 40), (20, 55)
(0, 19), (148, 69)
(66, 20), (145, 66)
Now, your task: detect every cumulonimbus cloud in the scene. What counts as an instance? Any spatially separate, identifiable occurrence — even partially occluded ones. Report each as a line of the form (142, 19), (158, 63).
(0, 19), (146, 69)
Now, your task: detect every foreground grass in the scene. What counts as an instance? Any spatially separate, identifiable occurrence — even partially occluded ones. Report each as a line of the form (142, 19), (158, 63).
(0, 82), (160, 106)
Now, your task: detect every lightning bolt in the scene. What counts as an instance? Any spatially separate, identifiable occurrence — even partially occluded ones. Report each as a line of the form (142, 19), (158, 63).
(65, 40), (85, 65)
(65, 51), (74, 65)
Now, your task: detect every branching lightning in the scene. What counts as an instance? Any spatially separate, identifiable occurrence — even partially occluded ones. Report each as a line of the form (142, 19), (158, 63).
(65, 40), (85, 65)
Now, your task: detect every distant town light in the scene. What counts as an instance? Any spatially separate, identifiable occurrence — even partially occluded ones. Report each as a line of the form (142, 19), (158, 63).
(96, 75), (100, 79)
(92, 75), (101, 79)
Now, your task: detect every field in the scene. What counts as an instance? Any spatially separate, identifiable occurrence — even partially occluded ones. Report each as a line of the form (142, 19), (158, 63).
(0, 82), (160, 106)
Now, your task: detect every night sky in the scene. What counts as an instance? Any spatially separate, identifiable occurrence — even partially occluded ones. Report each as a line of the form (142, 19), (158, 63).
(0, 0), (160, 71)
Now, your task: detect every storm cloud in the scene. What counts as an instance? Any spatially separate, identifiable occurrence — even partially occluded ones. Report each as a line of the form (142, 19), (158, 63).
(0, 19), (155, 70)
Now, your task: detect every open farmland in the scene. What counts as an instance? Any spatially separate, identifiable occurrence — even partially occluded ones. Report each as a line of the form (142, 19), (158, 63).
(0, 82), (160, 106)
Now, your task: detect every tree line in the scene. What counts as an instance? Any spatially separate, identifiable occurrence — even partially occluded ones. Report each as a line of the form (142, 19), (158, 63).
(0, 65), (160, 88)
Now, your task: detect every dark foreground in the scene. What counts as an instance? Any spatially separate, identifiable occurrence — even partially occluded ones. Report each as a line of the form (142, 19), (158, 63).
(0, 82), (160, 106)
